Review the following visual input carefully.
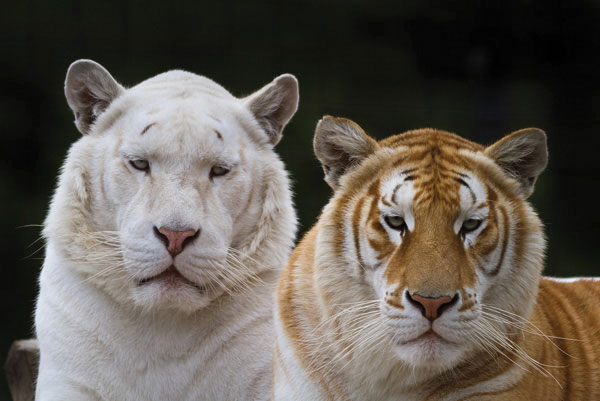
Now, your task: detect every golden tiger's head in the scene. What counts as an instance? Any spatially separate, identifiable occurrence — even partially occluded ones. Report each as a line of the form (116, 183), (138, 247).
(312, 116), (547, 373)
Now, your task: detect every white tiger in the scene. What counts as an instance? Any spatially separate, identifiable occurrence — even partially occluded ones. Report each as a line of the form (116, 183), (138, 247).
(35, 60), (298, 400)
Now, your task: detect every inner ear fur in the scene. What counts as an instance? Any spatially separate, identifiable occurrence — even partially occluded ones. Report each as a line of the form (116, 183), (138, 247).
(313, 115), (379, 189)
(485, 128), (548, 198)
(245, 74), (299, 145)
(65, 59), (124, 135)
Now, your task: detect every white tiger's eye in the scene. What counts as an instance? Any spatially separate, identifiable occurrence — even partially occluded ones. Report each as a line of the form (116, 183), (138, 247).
(384, 215), (406, 232)
(462, 218), (482, 233)
(210, 165), (230, 178)
(130, 159), (149, 171)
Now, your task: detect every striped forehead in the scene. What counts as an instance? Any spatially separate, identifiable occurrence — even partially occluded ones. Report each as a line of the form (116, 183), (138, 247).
(377, 152), (489, 214)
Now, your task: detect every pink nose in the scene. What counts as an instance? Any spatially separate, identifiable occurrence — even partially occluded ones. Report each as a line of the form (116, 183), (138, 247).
(406, 293), (458, 321)
(154, 227), (199, 257)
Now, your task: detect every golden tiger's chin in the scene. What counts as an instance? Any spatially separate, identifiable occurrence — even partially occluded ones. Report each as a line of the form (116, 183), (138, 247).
(393, 331), (469, 368)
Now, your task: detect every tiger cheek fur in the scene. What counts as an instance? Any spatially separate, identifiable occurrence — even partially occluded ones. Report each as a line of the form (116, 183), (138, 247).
(274, 116), (600, 401)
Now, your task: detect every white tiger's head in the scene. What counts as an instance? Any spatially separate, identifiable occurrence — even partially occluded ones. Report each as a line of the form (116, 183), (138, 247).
(45, 60), (298, 313)
(312, 116), (547, 377)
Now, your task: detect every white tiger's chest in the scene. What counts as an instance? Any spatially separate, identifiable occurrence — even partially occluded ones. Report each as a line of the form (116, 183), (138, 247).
(36, 245), (273, 401)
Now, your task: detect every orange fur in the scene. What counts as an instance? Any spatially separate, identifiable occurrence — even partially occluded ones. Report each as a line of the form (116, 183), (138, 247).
(274, 119), (600, 400)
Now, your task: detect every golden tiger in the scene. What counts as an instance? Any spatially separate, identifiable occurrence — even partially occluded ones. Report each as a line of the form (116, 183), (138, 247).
(273, 116), (600, 401)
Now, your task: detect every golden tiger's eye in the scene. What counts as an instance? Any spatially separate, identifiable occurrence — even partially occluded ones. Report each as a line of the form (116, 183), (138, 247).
(462, 218), (482, 233)
(130, 159), (149, 171)
(210, 165), (230, 178)
(384, 215), (406, 232)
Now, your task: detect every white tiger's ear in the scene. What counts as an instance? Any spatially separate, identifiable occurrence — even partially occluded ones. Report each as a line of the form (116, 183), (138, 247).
(244, 74), (299, 145)
(65, 59), (125, 135)
(314, 116), (379, 189)
(485, 128), (548, 198)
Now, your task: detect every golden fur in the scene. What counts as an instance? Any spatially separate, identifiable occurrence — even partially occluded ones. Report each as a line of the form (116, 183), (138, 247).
(273, 116), (600, 401)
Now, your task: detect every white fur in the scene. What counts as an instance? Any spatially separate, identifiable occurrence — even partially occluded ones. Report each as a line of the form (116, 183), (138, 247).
(36, 62), (298, 400)
(543, 277), (600, 283)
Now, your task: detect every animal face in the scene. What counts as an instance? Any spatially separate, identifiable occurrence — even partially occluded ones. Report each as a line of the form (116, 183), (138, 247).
(105, 92), (266, 311)
(313, 117), (546, 371)
(49, 60), (298, 312)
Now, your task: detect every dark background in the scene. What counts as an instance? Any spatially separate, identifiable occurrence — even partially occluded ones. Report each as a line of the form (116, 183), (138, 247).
(2, 1), (600, 399)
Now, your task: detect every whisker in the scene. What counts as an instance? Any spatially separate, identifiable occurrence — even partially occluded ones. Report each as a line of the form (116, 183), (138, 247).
(473, 319), (563, 388)
(481, 303), (578, 358)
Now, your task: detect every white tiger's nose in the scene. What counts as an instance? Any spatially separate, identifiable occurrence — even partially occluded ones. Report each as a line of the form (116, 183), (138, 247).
(153, 226), (199, 257)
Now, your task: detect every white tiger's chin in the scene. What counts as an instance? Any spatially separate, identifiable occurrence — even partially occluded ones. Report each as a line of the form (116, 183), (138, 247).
(393, 333), (468, 369)
(130, 276), (221, 314)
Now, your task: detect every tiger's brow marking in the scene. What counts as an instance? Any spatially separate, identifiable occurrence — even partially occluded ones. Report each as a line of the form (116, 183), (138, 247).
(391, 169), (418, 204)
(455, 177), (476, 204)
(140, 122), (157, 135)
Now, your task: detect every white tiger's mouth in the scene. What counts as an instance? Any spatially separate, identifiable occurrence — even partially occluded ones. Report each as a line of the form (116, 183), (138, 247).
(137, 265), (205, 293)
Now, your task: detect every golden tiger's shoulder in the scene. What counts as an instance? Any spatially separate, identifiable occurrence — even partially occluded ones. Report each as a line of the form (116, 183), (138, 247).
(536, 277), (600, 337)
(277, 226), (319, 332)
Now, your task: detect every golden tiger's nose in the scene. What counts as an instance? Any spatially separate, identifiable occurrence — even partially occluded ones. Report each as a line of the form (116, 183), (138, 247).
(406, 293), (458, 321)
(154, 227), (199, 257)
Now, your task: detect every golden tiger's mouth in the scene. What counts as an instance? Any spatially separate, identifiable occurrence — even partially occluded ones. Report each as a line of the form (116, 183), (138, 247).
(137, 265), (205, 292)
(398, 329), (456, 346)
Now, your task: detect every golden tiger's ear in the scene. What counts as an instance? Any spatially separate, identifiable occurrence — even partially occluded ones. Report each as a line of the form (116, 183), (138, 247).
(65, 60), (125, 135)
(485, 128), (548, 198)
(314, 116), (379, 189)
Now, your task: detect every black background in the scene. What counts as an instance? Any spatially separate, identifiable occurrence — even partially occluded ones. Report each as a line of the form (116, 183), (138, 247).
(2, 1), (600, 399)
